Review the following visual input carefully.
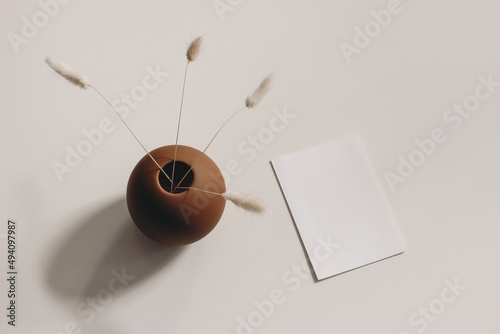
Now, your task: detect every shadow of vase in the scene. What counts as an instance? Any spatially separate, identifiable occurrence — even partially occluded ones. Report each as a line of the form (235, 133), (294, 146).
(45, 197), (184, 300)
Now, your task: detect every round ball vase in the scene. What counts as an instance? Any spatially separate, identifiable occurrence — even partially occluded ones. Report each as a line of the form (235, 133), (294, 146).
(126, 145), (226, 246)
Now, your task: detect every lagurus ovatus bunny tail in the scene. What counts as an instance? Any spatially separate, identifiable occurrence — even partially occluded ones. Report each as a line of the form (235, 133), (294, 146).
(222, 192), (266, 214)
(245, 73), (272, 108)
(45, 57), (88, 89)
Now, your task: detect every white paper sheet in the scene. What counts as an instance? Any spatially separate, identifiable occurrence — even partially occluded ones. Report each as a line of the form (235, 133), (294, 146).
(272, 134), (406, 280)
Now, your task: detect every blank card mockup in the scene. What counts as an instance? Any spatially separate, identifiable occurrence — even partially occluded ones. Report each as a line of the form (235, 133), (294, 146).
(272, 134), (406, 280)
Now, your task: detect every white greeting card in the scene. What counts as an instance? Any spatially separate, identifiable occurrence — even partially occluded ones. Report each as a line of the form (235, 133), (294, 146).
(272, 134), (406, 280)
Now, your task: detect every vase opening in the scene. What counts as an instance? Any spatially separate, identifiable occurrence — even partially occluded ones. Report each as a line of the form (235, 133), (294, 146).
(159, 161), (194, 194)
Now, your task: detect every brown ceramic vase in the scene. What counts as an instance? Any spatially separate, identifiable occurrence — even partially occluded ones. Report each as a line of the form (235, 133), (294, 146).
(126, 145), (226, 245)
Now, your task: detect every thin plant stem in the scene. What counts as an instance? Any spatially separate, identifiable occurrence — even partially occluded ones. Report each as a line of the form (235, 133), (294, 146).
(176, 186), (222, 196)
(88, 84), (173, 184)
(171, 61), (190, 192)
(173, 106), (247, 192)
